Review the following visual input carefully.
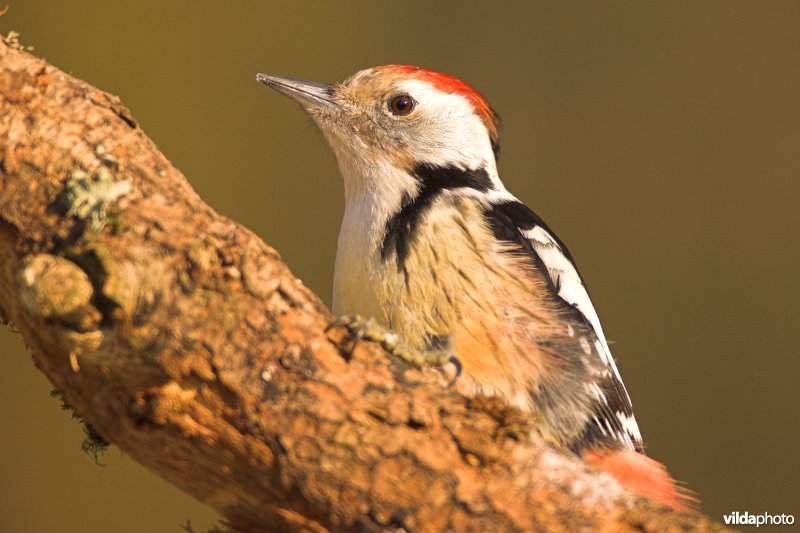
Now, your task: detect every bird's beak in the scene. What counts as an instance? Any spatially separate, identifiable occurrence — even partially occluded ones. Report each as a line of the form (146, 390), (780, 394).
(256, 73), (338, 110)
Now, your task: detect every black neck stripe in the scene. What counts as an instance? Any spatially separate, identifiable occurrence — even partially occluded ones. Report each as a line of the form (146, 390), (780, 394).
(380, 163), (494, 271)
(413, 163), (494, 193)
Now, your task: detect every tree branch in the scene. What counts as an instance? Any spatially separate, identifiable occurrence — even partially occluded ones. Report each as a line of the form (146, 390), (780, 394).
(0, 41), (723, 532)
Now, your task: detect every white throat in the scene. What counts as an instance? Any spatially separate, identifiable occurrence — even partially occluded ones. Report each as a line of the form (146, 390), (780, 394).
(330, 152), (417, 315)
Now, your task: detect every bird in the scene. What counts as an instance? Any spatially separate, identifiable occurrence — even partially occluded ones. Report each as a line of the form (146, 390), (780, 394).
(256, 65), (693, 511)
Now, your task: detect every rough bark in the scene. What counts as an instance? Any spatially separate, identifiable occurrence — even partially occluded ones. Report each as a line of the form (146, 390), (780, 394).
(0, 40), (724, 532)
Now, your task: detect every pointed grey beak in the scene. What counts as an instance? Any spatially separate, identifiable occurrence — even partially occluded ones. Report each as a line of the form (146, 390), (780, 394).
(256, 73), (337, 110)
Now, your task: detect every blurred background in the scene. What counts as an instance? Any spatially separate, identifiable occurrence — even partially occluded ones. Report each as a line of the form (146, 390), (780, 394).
(2, 2), (799, 531)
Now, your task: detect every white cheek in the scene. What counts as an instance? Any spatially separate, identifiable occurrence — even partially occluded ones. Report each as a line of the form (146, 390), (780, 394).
(399, 81), (496, 170)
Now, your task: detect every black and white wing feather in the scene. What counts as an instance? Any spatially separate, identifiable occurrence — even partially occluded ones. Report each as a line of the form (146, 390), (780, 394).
(485, 198), (645, 453)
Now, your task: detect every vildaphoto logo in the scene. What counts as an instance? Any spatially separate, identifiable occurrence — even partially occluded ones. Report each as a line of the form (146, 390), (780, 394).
(723, 511), (795, 527)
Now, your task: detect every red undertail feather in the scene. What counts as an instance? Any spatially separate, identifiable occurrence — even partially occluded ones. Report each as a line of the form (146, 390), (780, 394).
(583, 449), (698, 511)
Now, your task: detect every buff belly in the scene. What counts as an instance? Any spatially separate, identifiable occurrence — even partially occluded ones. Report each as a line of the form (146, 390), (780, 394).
(333, 196), (564, 413)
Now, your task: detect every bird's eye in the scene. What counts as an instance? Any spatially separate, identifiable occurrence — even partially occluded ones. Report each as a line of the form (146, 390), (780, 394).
(388, 94), (415, 116)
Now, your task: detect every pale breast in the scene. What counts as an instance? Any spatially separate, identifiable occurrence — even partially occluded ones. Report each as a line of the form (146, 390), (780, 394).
(333, 194), (562, 409)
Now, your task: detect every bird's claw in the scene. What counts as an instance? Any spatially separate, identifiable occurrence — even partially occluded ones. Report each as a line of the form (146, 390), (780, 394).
(328, 314), (462, 382)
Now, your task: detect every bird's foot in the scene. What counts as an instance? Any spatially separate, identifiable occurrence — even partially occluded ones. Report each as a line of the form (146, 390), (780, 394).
(327, 314), (461, 378)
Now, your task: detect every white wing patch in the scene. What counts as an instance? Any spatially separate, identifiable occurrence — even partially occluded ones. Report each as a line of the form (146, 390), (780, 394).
(522, 227), (607, 349)
(618, 411), (644, 446)
(522, 226), (630, 393)
(520, 219), (643, 450)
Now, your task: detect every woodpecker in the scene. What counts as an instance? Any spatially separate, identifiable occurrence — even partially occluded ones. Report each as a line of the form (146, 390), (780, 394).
(257, 65), (692, 510)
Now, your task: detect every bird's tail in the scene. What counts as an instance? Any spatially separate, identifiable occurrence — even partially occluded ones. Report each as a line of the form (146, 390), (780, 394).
(582, 448), (698, 511)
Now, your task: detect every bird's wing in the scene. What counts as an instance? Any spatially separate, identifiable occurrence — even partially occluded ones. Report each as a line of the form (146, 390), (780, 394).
(484, 198), (644, 453)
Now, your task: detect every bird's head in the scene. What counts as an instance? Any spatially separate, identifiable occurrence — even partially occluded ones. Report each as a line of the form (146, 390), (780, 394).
(257, 66), (502, 199)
